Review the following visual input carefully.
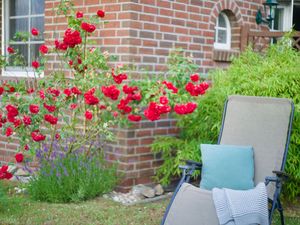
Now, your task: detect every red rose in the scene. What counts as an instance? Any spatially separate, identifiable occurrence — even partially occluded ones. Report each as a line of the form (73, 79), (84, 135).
(63, 88), (72, 97)
(39, 90), (45, 99)
(5, 127), (13, 137)
(190, 74), (200, 82)
(112, 111), (118, 117)
(174, 102), (197, 115)
(29, 104), (39, 114)
(163, 81), (178, 93)
(6, 104), (19, 118)
(7, 47), (15, 54)
(23, 116), (31, 125)
(113, 73), (127, 84)
(55, 39), (68, 51)
(0, 165), (13, 180)
(39, 45), (48, 54)
(81, 22), (96, 33)
(15, 152), (24, 163)
(24, 144), (29, 151)
(47, 87), (60, 97)
(117, 99), (132, 114)
(70, 104), (77, 110)
(55, 133), (60, 140)
(159, 96), (169, 105)
(31, 28), (39, 36)
(0, 87), (4, 95)
(128, 114), (142, 122)
(76, 11), (83, 18)
(43, 103), (56, 112)
(44, 114), (58, 125)
(84, 89), (100, 105)
(71, 86), (82, 95)
(97, 9), (105, 18)
(63, 28), (82, 48)
(99, 105), (107, 110)
(85, 110), (93, 120)
(27, 88), (35, 94)
(13, 119), (22, 128)
(31, 130), (46, 142)
(68, 60), (73, 66)
(32, 61), (40, 69)
(101, 85), (120, 101)
(123, 85), (138, 94)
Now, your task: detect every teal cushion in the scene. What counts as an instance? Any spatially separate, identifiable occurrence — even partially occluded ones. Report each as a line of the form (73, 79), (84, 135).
(200, 144), (254, 190)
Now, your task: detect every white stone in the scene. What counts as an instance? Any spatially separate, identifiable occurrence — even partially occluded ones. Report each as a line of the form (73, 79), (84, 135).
(141, 186), (155, 198)
(154, 184), (164, 196)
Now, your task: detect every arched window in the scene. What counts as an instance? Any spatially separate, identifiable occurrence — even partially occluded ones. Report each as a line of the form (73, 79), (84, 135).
(214, 12), (231, 50)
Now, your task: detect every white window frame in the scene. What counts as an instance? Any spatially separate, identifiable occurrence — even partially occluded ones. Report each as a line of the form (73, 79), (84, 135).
(214, 12), (231, 50)
(272, 4), (293, 31)
(1, 0), (44, 77)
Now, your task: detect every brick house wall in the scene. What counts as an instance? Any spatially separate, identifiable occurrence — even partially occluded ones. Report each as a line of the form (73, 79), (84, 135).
(1, 0), (266, 192)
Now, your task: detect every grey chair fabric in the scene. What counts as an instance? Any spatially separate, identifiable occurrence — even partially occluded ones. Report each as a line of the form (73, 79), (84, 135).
(164, 183), (219, 225)
(219, 96), (292, 199)
(162, 95), (293, 225)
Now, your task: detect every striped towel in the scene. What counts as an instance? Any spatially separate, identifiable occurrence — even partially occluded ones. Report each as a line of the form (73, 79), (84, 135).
(212, 182), (269, 225)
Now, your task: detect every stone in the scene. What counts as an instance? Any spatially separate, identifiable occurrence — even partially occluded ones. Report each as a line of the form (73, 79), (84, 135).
(154, 184), (164, 196)
(14, 168), (30, 176)
(131, 184), (147, 199)
(141, 186), (155, 198)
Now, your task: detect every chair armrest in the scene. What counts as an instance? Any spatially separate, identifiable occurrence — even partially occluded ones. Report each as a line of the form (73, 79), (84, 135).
(272, 170), (289, 180)
(184, 160), (202, 169)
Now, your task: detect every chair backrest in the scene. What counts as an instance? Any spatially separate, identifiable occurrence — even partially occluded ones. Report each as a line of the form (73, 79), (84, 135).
(218, 95), (294, 198)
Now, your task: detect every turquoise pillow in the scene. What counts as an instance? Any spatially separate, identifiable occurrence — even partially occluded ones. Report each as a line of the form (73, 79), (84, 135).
(200, 144), (254, 190)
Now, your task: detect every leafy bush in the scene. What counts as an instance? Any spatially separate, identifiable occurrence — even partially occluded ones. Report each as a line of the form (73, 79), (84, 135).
(27, 139), (117, 203)
(152, 37), (300, 200)
(0, 181), (8, 211)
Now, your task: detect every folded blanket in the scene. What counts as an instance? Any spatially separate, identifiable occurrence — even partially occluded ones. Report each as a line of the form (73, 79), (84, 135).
(212, 182), (269, 225)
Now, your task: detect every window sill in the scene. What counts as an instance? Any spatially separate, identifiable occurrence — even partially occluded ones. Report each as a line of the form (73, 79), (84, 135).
(213, 49), (240, 62)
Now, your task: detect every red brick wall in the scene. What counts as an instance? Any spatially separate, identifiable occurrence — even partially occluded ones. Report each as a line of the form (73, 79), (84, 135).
(0, 0), (267, 191)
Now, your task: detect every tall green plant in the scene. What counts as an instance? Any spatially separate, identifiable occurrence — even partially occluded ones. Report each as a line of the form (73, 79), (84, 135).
(152, 37), (300, 200)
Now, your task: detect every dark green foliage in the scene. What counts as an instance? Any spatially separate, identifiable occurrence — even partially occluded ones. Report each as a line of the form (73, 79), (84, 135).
(27, 153), (117, 203)
(152, 37), (300, 200)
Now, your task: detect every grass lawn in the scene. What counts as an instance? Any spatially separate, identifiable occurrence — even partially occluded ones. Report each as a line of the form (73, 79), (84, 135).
(0, 195), (299, 225)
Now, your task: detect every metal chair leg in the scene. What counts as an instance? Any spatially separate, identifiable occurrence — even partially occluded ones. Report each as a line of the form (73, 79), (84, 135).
(277, 199), (285, 225)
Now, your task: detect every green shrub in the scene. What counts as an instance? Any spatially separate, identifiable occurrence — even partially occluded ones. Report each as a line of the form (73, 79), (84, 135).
(0, 181), (8, 211)
(27, 142), (117, 203)
(152, 37), (300, 200)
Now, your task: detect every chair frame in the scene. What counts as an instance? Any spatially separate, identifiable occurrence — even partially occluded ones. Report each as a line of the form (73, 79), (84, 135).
(161, 97), (294, 225)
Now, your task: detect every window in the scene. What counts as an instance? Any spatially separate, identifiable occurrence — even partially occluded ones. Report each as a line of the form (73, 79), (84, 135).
(214, 13), (231, 50)
(273, 4), (292, 31)
(3, 0), (45, 76)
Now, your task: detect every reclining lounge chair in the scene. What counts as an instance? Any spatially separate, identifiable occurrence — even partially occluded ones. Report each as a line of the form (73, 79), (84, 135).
(161, 95), (294, 225)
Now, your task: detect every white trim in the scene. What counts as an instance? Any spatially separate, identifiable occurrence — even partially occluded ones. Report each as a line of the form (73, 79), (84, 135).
(2, 0), (45, 77)
(214, 12), (231, 50)
(272, 4), (293, 31)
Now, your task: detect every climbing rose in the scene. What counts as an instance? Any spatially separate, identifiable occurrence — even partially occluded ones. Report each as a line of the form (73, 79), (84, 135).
(81, 22), (96, 33)
(70, 104), (77, 110)
(5, 127), (13, 137)
(23, 116), (31, 125)
(0, 87), (4, 95)
(13, 119), (22, 128)
(123, 85), (138, 94)
(43, 103), (56, 112)
(31, 28), (39, 36)
(128, 114), (142, 122)
(97, 9), (105, 18)
(29, 104), (39, 114)
(0, 165), (13, 180)
(63, 88), (72, 97)
(76, 11), (83, 18)
(190, 74), (199, 82)
(84, 88), (99, 105)
(6, 104), (19, 118)
(44, 114), (58, 125)
(32, 61), (40, 69)
(101, 85), (120, 100)
(163, 81), (178, 93)
(85, 110), (93, 120)
(185, 82), (209, 96)
(113, 73), (127, 84)
(159, 96), (169, 105)
(39, 45), (48, 54)
(71, 86), (82, 95)
(63, 28), (82, 48)
(24, 144), (29, 151)
(7, 47), (15, 54)
(117, 99), (132, 114)
(27, 88), (34, 94)
(15, 153), (24, 163)
(144, 102), (171, 121)
(31, 130), (46, 142)
(174, 102), (197, 115)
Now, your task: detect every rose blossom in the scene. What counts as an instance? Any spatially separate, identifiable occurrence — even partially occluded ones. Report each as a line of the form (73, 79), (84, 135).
(32, 61), (40, 69)
(7, 47), (15, 54)
(128, 114), (142, 122)
(85, 110), (93, 120)
(190, 74), (200, 82)
(15, 153), (24, 163)
(81, 22), (96, 33)
(97, 9), (105, 18)
(76, 11), (83, 18)
(29, 104), (39, 114)
(31, 28), (39, 36)
(39, 45), (48, 54)
(5, 127), (13, 137)
(44, 114), (58, 125)
(31, 130), (46, 142)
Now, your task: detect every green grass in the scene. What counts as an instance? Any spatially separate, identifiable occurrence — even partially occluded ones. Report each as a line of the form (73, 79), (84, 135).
(0, 195), (299, 225)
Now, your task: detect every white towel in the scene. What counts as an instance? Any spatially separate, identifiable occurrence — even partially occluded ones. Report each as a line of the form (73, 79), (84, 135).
(212, 182), (269, 225)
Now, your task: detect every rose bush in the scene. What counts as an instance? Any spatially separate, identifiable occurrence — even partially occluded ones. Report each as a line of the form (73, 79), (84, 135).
(0, 1), (209, 187)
